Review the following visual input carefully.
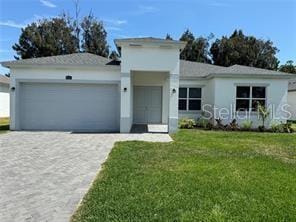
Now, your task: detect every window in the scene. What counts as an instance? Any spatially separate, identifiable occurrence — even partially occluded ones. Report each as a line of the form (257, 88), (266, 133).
(236, 86), (266, 111)
(179, 87), (202, 111)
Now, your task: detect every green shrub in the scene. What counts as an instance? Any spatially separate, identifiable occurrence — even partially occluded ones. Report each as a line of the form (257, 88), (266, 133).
(179, 118), (196, 129)
(282, 122), (294, 133)
(241, 120), (253, 131)
(270, 121), (284, 133)
(270, 121), (294, 133)
(196, 117), (213, 130)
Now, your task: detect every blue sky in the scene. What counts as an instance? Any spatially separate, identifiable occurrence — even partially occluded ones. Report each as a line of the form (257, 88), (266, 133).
(0, 0), (296, 74)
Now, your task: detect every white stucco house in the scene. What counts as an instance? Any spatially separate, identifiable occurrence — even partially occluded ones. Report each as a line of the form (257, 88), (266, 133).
(1, 38), (292, 133)
(0, 75), (10, 118)
(288, 80), (296, 120)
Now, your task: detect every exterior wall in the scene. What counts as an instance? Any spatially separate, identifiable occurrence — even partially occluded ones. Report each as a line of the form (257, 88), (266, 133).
(179, 77), (289, 128)
(132, 71), (169, 124)
(9, 66), (120, 130)
(0, 83), (10, 117)
(213, 78), (289, 127)
(288, 91), (296, 120)
(121, 46), (180, 74)
(120, 45), (181, 133)
(178, 79), (209, 120)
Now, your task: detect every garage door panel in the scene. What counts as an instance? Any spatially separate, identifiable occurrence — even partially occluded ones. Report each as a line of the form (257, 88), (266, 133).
(20, 83), (119, 132)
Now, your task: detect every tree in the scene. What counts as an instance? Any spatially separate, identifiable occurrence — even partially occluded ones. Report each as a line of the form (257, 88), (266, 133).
(13, 16), (78, 59)
(179, 29), (211, 63)
(165, 34), (173, 40)
(210, 29), (279, 70)
(279, 60), (296, 74)
(81, 13), (109, 57)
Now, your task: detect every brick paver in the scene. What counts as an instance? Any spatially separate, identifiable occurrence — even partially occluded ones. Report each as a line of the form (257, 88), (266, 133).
(0, 132), (172, 222)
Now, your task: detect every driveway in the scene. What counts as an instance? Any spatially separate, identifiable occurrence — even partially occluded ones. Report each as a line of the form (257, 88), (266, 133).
(0, 132), (172, 222)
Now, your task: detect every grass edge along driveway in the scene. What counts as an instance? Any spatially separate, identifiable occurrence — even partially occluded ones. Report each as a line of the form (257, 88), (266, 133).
(72, 129), (296, 221)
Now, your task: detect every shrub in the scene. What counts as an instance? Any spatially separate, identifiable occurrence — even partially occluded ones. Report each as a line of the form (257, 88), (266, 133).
(215, 118), (227, 130)
(257, 102), (270, 131)
(226, 119), (240, 131)
(179, 118), (196, 129)
(270, 121), (284, 133)
(196, 117), (213, 130)
(270, 121), (294, 133)
(282, 122), (294, 133)
(241, 120), (253, 131)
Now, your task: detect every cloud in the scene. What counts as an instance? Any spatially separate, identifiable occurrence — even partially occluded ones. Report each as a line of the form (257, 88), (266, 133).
(40, 0), (56, 8)
(103, 19), (127, 26)
(0, 20), (26, 28)
(135, 5), (159, 15)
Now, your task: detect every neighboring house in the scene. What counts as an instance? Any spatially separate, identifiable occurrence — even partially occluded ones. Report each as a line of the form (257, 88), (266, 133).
(0, 38), (292, 132)
(0, 75), (10, 118)
(288, 79), (296, 120)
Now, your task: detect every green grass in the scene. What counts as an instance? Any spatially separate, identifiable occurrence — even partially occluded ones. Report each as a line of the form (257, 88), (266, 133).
(72, 130), (296, 222)
(0, 117), (9, 132)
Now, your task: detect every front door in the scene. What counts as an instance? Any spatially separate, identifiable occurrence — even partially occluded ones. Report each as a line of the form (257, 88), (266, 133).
(133, 86), (162, 124)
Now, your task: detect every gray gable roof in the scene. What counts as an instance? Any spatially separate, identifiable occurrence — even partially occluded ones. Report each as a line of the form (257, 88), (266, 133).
(180, 61), (292, 79)
(180, 60), (228, 78)
(1, 52), (292, 79)
(1, 53), (120, 70)
(289, 79), (296, 91)
(0, 75), (9, 85)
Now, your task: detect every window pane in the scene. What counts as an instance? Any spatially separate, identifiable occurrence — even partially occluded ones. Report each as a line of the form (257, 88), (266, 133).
(236, 99), (250, 111)
(189, 100), (201, 110)
(237, 86), (250, 98)
(252, 87), (266, 98)
(189, 88), (201, 98)
(179, 88), (187, 98)
(179, 99), (187, 110)
(252, 100), (265, 111)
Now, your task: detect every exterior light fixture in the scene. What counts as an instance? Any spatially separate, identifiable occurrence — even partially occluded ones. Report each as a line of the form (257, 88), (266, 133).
(11, 87), (15, 92)
(123, 87), (127, 92)
(65, 75), (72, 80)
(172, 88), (176, 93)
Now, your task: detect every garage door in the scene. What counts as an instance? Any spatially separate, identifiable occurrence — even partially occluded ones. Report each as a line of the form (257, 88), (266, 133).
(133, 86), (162, 124)
(19, 83), (119, 132)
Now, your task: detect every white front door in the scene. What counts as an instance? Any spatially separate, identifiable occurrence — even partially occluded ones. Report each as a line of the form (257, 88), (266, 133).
(133, 86), (162, 124)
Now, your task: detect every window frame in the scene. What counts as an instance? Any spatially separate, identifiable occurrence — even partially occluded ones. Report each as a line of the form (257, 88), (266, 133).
(236, 85), (267, 112)
(178, 87), (202, 111)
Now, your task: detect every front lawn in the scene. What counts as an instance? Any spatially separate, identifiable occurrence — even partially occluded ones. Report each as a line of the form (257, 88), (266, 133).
(0, 117), (9, 132)
(72, 130), (296, 221)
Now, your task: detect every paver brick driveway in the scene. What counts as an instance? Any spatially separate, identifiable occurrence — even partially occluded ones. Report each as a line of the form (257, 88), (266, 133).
(0, 132), (172, 222)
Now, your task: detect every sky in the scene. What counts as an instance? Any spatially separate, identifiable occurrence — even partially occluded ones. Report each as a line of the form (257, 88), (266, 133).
(0, 0), (296, 74)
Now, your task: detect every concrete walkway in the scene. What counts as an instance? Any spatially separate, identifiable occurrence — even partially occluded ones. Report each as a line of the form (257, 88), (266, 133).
(0, 132), (172, 222)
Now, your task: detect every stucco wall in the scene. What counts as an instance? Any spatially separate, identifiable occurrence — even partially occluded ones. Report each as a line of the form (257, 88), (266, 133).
(0, 84), (9, 117)
(178, 79), (209, 120)
(121, 46), (180, 74)
(288, 91), (296, 120)
(179, 77), (289, 128)
(213, 78), (288, 127)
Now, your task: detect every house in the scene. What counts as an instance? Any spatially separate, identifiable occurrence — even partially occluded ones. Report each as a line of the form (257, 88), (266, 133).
(0, 75), (10, 118)
(0, 37), (292, 133)
(288, 79), (296, 120)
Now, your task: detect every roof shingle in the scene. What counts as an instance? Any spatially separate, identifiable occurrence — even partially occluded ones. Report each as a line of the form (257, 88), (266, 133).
(1, 53), (120, 70)
(1, 52), (292, 79)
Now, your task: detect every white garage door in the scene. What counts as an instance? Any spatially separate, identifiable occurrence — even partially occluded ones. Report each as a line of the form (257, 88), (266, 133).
(19, 83), (119, 132)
